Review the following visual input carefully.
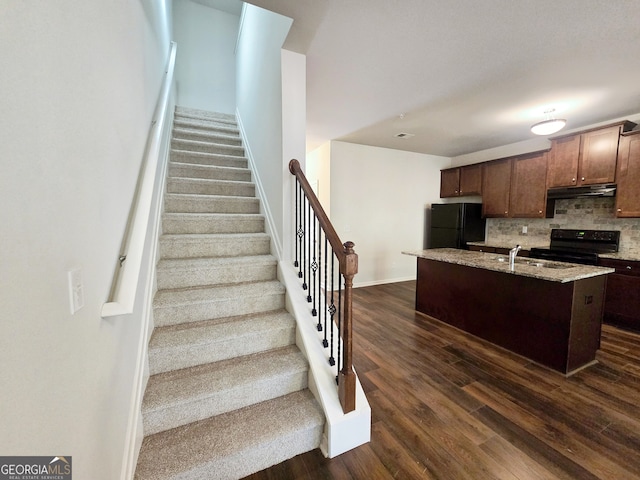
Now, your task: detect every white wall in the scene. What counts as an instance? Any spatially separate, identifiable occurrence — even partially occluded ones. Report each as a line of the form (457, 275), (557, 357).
(306, 141), (332, 215)
(281, 49), (307, 261)
(329, 142), (450, 286)
(0, 1), (171, 479)
(172, 0), (239, 113)
(236, 4), (293, 258)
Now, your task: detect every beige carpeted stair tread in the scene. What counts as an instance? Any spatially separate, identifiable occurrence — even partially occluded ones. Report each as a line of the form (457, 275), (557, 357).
(164, 193), (259, 214)
(134, 390), (324, 480)
(148, 310), (296, 375)
(171, 138), (244, 156)
(153, 280), (285, 326)
(175, 106), (236, 123)
(173, 118), (239, 135)
(170, 149), (247, 168)
(167, 177), (255, 196)
(156, 254), (276, 289)
(169, 162), (251, 182)
(142, 346), (309, 435)
(173, 127), (242, 146)
(154, 280), (284, 307)
(158, 232), (271, 259)
(161, 212), (264, 235)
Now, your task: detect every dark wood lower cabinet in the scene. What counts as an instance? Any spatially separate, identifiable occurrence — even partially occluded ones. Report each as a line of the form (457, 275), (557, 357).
(415, 258), (606, 375)
(600, 258), (640, 332)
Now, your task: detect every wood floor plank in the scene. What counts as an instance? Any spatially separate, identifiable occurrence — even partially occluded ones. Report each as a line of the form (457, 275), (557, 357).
(245, 281), (640, 480)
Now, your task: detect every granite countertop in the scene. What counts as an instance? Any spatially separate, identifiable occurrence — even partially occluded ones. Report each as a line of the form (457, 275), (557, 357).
(403, 248), (615, 283)
(467, 241), (640, 262)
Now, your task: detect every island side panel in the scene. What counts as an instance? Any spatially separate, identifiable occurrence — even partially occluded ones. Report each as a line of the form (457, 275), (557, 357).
(566, 276), (607, 373)
(416, 257), (576, 373)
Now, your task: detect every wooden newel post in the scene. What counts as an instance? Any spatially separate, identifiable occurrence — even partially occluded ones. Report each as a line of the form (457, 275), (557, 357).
(338, 241), (358, 413)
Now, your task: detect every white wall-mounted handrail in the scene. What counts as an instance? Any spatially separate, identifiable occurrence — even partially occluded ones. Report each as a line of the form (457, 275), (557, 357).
(101, 41), (177, 318)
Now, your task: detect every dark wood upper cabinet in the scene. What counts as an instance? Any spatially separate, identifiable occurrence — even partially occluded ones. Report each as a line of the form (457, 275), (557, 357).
(615, 130), (640, 218)
(547, 122), (635, 188)
(482, 158), (512, 218)
(440, 164), (482, 198)
(510, 151), (548, 218)
(440, 168), (460, 197)
(547, 134), (581, 187)
(459, 164), (482, 196)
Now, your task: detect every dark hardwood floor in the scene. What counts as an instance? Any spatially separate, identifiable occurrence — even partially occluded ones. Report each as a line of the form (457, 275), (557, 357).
(245, 281), (640, 479)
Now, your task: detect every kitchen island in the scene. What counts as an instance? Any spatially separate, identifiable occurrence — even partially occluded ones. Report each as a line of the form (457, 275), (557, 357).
(403, 248), (615, 375)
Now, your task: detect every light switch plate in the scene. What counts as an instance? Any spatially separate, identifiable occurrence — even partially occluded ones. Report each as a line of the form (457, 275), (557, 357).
(68, 268), (84, 314)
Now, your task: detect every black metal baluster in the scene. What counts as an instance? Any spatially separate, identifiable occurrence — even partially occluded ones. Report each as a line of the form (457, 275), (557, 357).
(297, 183), (304, 279)
(311, 214), (319, 316)
(293, 178), (300, 267)
(306, 200), (312, 301)
(336, 274), (343, 385)
(301, 195), (307, 288)
(328, 254), (336, 367)
(322, 237), (329, 348)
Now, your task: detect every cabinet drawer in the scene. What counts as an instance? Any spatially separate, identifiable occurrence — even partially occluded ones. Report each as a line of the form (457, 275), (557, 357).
(468, 245), (495, 253)
(598, 258), (640, 277)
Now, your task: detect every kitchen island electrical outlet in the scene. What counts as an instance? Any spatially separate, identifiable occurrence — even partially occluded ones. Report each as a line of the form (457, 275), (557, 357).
(68, 268), (84, 314)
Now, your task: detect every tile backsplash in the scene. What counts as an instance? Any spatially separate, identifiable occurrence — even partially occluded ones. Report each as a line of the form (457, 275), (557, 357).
(486, 197), (640, 256)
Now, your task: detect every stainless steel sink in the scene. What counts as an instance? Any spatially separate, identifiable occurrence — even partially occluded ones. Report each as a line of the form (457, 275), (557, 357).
(496, 256), (573, 269)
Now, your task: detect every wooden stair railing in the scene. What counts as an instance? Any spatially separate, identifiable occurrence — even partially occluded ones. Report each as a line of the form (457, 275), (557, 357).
(289, 159), (357, 413)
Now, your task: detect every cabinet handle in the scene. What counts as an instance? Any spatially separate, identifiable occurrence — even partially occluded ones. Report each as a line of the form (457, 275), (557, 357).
(627, 266), (632, 270)
(538, 210), (542, 214)
(581, 177), (585, 181)
(572, 178), (576, 182)
(618, 208), (622, 212)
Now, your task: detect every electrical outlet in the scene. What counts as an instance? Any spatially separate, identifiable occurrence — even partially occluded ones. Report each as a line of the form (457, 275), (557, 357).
(522, 226), (528, 234)
(68, 268), (84, 314)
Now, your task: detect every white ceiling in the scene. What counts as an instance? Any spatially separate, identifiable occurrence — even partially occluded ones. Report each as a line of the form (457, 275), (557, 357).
(239, 1), (640, 157)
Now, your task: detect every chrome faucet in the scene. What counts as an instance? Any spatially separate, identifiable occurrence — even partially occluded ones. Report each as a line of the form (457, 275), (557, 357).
(509, 244), (522, 270)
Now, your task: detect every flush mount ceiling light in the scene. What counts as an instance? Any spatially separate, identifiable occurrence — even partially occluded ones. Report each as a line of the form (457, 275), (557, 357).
(531, 109), (566, 136)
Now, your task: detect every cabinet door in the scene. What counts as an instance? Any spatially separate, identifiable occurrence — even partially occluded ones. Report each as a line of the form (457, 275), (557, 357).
(440, 168), (460, 197)
(600, 258), (640, 332)
(547, 134), (580, 188)
(579, 126), (620, 184)
(459, 164), (482, 196)
(615, 132), (640, 217)
(482, 159), (511, 218)
(510, 151), (548, 218)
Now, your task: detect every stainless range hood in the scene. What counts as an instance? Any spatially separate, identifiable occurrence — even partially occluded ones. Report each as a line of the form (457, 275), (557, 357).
(547, 183), (616, 200)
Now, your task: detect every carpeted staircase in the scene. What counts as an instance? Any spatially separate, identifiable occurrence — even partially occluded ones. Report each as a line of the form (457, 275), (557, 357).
(134, 107), (325, 480)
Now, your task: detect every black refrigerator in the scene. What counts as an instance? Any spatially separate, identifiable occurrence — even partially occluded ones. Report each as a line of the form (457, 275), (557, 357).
(429, 203), (485, 249)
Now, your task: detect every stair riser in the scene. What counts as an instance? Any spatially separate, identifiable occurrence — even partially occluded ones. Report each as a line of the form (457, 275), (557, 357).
(159, 236), (270, 259)
(164, 195), (259, 214)
(135, 390), (324, 480)
(171, 139), (244, 157)
(162, 215), (264, 234)
(148, 326), (296, 375)
(173, 120), (239, 136)
(156, 263), (276, 290)
(175, 109), (236, 123)
(143, 371), (308, 436)
(173, 130), (242, 146)
(173, 424), (323, 480)
(167, 178), (255, 197)
(153, 294), (285, 327)
(169, 163), (251, 182)
(170, 150), (247, 169)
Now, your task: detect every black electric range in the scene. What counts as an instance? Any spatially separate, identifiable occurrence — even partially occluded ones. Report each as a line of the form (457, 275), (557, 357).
(529, 229), (620, 265)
